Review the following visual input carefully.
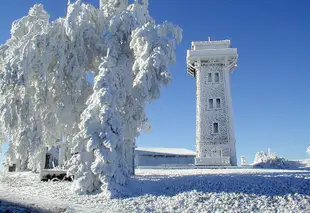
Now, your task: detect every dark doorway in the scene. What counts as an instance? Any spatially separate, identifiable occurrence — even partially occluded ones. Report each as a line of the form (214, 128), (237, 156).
(45, 154), (51, 169)
(8, 164), (16, 172)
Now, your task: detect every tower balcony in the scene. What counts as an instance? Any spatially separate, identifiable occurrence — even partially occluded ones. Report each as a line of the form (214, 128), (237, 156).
(186, 39), (238, 77)
(195, 157), (231, 166)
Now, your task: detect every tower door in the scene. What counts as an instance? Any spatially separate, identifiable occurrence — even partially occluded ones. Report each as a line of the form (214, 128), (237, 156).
(212, 149), (222, 157)
(209, 147), (222, 158)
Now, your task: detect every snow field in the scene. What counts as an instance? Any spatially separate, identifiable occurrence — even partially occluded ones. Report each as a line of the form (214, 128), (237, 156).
(0, 168), (310, 212)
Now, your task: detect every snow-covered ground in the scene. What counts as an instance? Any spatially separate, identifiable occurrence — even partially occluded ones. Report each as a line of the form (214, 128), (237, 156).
(1, 168), (310, 212)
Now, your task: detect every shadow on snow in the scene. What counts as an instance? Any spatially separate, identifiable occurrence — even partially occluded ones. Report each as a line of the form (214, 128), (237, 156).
(0, 199), (66, 213)
(123, 171), (310, 198)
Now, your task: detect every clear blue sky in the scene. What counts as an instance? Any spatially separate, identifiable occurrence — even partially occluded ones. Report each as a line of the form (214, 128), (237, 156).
(1, 0), (310, 165)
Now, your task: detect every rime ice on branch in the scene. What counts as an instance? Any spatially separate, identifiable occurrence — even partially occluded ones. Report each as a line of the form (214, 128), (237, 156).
(0, 0), (182, 196)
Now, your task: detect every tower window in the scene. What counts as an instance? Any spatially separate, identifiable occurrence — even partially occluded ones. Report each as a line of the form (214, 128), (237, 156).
(215, 73), (220, 82)
(213, 123), (219, 134)
(216, 98), (221, 108)
(208, 73), (212, 82)
(208, 99), (214, 109)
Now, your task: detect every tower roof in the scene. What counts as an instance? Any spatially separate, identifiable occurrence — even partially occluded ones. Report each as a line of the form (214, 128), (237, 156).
(191, 40), (231, 50)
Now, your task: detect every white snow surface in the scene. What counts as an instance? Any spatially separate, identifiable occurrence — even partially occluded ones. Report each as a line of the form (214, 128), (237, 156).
(1, 168), (310, 213)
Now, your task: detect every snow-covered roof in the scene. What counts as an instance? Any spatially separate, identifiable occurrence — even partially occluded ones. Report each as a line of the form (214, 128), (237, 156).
(191, 40), (231, 49)
(187, 48), (237, 59)
(136, 147), (196, 156)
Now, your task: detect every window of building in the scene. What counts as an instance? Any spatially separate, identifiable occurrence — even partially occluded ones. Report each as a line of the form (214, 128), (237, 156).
(215, 73), (219, 82)
(216, 98), (221, 108)
(208, 99), (213, 109)
(208, 73), (212, 82)
(213, 123), (219, 134)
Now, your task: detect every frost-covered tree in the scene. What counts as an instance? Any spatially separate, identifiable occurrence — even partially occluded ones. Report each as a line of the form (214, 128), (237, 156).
(253, 151), (269, 164)
(68, 0), (182, 196)
(0, 2), (100, 171)
(0, 5), (51, 171)
(253, 150), (287, 169)
(0, 0), (181, 196)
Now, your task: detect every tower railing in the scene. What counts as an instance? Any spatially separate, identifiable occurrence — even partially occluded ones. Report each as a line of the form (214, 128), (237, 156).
(195, 157), (231, 166)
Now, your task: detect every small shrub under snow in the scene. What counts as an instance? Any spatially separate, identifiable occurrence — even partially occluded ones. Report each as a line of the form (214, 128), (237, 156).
(253, 151), (288, 169)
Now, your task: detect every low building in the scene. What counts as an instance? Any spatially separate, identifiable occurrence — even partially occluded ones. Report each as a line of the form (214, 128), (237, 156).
(135, 147), (195, 166)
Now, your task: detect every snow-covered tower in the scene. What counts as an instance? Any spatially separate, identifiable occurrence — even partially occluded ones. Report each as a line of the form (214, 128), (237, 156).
(187, 39), (238, 166)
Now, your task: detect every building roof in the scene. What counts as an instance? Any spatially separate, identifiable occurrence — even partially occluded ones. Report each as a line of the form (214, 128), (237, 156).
(191, 40), (231, 49)
(136, 147), (196, 156)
